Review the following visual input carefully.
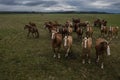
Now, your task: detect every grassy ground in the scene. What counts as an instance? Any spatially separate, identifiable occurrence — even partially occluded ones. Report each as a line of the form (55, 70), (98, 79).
(0, 14), (120, 80)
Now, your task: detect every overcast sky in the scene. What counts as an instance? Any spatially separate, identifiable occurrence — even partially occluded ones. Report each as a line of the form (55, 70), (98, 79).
(0, 0), (120, 13)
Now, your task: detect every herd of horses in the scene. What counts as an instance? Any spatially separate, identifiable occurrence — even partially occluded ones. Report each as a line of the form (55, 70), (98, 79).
(24, 18), (119, 69)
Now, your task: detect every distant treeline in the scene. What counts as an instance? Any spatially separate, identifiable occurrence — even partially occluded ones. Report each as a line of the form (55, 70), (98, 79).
(0, 11), (115, 14)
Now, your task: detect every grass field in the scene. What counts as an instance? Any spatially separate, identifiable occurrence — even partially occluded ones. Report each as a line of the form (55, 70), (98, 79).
(0, 14), (120, 80)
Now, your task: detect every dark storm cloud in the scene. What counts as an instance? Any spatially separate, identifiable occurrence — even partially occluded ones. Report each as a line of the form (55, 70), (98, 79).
(0, 0), (58, 6)
(0, 0), (19, 5)
(22, 1), (58, 7)
(112, 2), (120, 8)
(0, 0), (119, 13)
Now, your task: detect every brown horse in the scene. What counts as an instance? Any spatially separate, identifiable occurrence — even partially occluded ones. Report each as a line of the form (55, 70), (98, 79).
(101, 25), (108, 37)
(82, 37), (92, 64)
(94, 19), (107, 28)
(76, 27), (83, 40)
(108, 26), (119, 39)
(51, 30), (62, 58)
(95, 38), (111, 69)
(63, 35), (73, 57)
(72, 18), (80, 32)
(79, 21), (89, 29)
(24, 24), (39, 38)
(44, 22), (56, 33)
(101, 20), (107, 26)
(86, 26), (93, 38)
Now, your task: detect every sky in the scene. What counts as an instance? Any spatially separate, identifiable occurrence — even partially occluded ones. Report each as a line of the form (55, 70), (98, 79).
(0, 0), (120, 13)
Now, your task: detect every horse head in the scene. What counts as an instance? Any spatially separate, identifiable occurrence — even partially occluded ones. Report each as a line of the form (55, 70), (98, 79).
(51, 30), (57, 39)
(24, 25), (29, 30)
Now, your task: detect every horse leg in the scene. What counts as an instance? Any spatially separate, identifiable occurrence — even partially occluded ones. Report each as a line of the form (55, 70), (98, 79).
(101, 54), (105, 69)
(96, 51), (99, 63)
(37, 31), (39, 38)
(53, 48), (57, 58)
(82, 50), (86, 64)
(57, 47), (61, 59)
(27, 31), (30, 37)
(116, 32), (118, 39)
(36, 30), (39, 38)
(65, 47), (70, 57)
(32, 32), (34, 38)
(88, 50), (91, 64)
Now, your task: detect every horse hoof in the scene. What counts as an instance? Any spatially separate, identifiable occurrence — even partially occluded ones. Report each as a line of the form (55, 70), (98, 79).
(58, 54), (61, 59)
(82, 60), (85, 64)
(53, 54), (56, 58)
(65, 54), (68, 57)
(88, 60), (91, 64)
(101, 64), (104, 69)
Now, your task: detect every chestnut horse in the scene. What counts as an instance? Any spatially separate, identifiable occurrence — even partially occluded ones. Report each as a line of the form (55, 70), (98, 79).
(82, 37), (92, 64)
(86, 26), (93, 38)
(108, 26), (119, 39)
(63, 35), (73, 57)
(24, 24), (39, 38)
(51, 30), (62, 58)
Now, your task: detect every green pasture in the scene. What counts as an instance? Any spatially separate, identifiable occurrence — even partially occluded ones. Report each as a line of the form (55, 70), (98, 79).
(0, 14), (120, 80)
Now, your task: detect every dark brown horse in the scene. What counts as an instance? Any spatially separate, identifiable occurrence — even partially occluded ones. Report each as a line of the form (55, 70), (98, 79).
(94, 19), (107, 28)
(95, 38), (111, 69)
(24, 24), (39, 38)
(44, 21), (60, 33)
(76, 27), (83, 40)
(72, 18), (80, 32)
(94, 19), (101, 28)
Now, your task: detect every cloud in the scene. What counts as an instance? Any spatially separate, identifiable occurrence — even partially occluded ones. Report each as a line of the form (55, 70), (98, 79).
(0, 0), (119, 13)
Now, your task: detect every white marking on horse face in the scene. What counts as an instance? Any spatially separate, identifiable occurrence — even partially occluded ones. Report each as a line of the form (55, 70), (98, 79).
(107, 45), (111, 56)
(51, 32), (55, 39)
(64, 36), (67, 47)
(84, 37), (87, 48)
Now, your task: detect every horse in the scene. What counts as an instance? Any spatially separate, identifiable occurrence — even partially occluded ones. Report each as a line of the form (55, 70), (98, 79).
(94, 19), (107, 28)
(94, 19), (101, 27)
(72, 18), (80, 32)
(44, 22), (56, 33)
(108, 26), (119, 39)
(24, 24), (39, 38)
(51, 30), (62, 58)
(101, 25), (108, 37)
(86, 26), (93, 38)
(76, 27), (83, 40)
(101, 20), (107, 26)
(95, 38), (111, 69)
(63, 35), (73, 57)
(82, 37), (92, 64)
